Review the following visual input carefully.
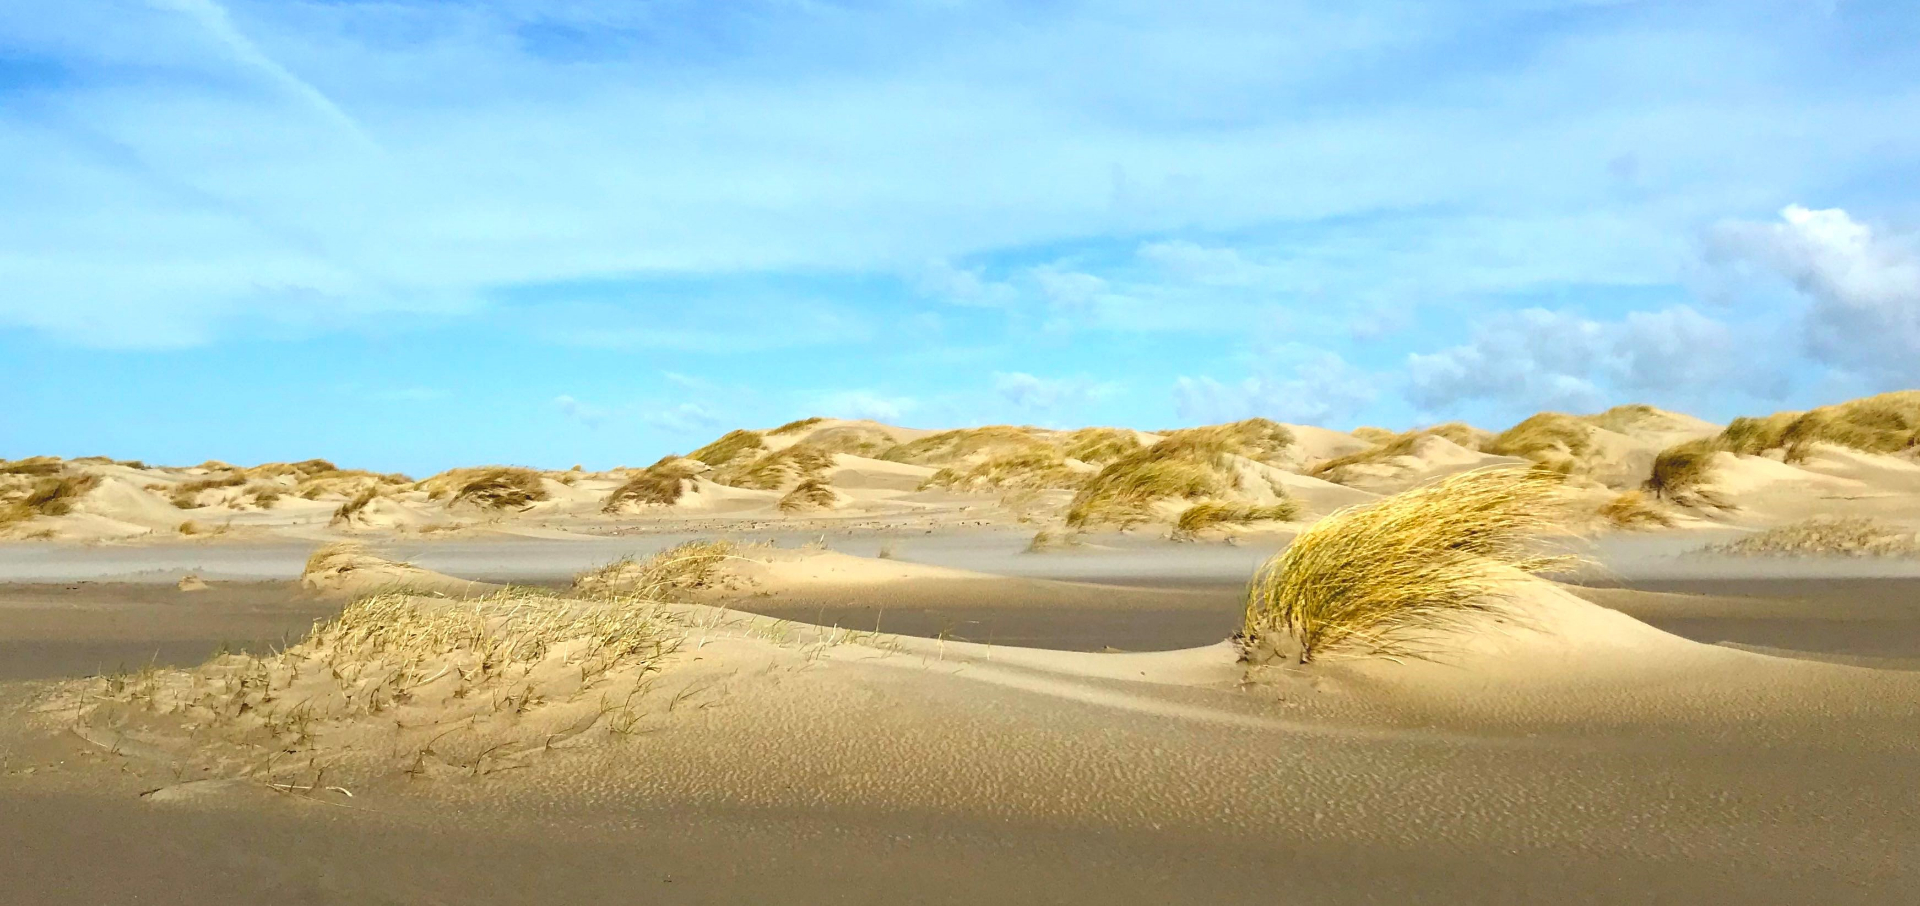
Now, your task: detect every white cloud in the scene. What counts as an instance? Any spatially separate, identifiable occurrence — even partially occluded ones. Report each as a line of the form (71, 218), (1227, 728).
(1404, 304), (1763, 413)
(644, 402), (724, 435)
(816, 391), (917, 422)
(1709, 205), (1920, 382)
(992, 372), (1118, 412)
(552, 394), (610, 427)
(1173, 348), (1378, 426)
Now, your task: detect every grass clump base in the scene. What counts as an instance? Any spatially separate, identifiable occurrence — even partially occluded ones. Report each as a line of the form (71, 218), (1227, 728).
(574, 540), (742, 596)
(1173, 501), (1301, 540)
(1703, 517), (1920, 558)
(603, 457), (702, 512)
(1241, 468), (1575, 664)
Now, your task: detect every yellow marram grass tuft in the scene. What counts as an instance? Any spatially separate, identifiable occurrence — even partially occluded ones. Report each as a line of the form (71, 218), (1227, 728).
(921, 448), (1086, 492)
(688, 429), (767, 468)
(713, 443), (835, 490)
(1173, 500), (1301, 539)
(777, 477), (840, 512)
(602, 457), (702, 512)
(573, 539), (740, 596)
(422, 466), (549, 509)
(1065, 436), (1237, 528)
(1241, 468), (1575, 664)
(1597, 489), (1675, 529)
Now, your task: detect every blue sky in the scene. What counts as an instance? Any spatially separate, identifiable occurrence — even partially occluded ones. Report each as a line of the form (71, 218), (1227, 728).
(4, 0), (1919, 474)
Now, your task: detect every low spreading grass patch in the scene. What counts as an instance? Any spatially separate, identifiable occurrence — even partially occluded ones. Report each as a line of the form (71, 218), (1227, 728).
(803, 425), (897, 458)
(921, 449), (1087, 492)
(1240, 468), (1574, 663)
(1703, 517), (1920, 558)
(0, 456), (66, 477)
(1172, 501), (1300, 539)
(574, 539), (740, 596)
(1161, 418), (1294, 464)
(1488, 413), (1591, 473)
(1310, 426), (1482, 481)
(1060, 428), (1143, 465)
(879, 425), (1050, 467)
(1, 473), (100, 524)
(423, 467), (549, 509)
(769, 416), (826, 435)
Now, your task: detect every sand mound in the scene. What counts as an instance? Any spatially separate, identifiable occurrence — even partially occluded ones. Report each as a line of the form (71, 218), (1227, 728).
(301, 542), (497, 598)
(1312, 434), (1529, 494)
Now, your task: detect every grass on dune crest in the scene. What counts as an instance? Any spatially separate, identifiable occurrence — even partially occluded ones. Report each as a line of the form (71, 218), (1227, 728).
(422, 466), (549, 509)
(574, 539), (740, 596)
(777, 478), (839, 512)
(1173, 501), (1300, 539)
(1308, 422), (1486, 480)
(803, 425), (897, 458)
(769, 416), (827, 436)
(1, 456), (67, 477)
(1704, 517), (1920, 558)
(1708, 392), (1920, 462)
(713, 443), (836, 490)
(921, 448), (1088, 493)
(1065, 436), (1237, 528)
(1241, 468), (1576, 664)
(330, 486), (382, 525)
(0, 472), (100, 524)
(1487, 413), (1591, 473)
(1644, 438), (1726, 505)
(1060, 427), (1143, 465)
(1162, 418), (1295, 464)
(602, 457), (702, 512)
(688, 429), (767, 468)
(878, 425), (1050, 467)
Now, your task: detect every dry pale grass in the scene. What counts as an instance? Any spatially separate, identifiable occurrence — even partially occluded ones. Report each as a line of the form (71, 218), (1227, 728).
(1703, 517), (1920, 558)
(1309, 425), (1482, 481)
(688, 429), (767, 468)
(1172, 500), (1301, 539)
(573, 540), (741, 596)
(1488, 413), (1591, 474)
(921, 448), (1087, 492)
(1644, 438), (1726, 505)
(803, 425), (897, 458)
(1597, 490), (1675, 530)
(769, 416), (826, 435)
(879, 425), (1051, 467)
(423, 466), (549, 509)
(714, 443), (835, 490)
(0, 472), (100, 524)
(1060, 427), (1143, 465)
(330, 486), (381, 525)
(1776, 392), (1920, 462)
(602, 457), (702, 512)
(1065, 436), (1236, 528)
(776, 478), (840, 513)
(1350, 426), (1397, 445)
(1025, 528), (1085, 552)
(1162, 418), (1295, 464)
(1241, 468), (1575, 663)
(170, 472), (248, 509)
(0, 456), (66, 476)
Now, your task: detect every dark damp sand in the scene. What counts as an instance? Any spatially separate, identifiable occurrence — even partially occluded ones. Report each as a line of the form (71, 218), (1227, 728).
(0, 581), (333, 681)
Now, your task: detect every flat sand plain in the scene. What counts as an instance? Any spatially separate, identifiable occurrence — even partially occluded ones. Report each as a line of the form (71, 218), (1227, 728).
(3, 530), (1919, 905)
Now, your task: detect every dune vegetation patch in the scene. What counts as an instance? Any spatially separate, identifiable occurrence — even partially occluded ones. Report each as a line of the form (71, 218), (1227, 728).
(1059, 427), (1143, 465)
(1708, 392), (1920, 463)
(879, 425), (1050, 467)
(1487, 413), (1592, 474)
(330, 486), (382, 525)
(688, 429), (767, 469)
(1597, 490), (1675, 530)
(768, 416), (826, 436)
(1161, 418), (1295, 464)
(1240, 468), (1574, 664)
(169, 472), (248, 509)
(1026, 528), (1086, 553)
(574, 539), (742, 597)
(0, 472), (100, 525)
(1172, 501), (1300, 540)
(921, 449), (1087, 493)
(1644, 438), (1726, 505)
(1703, 517), (1920, 558)
(422, 467), (549, 509)
(777, 478), (840, 512)
(602, 457), (703, 512)
(1308, 423), (1486, 481)
(713, 443), (835, 490)
(1, 456), (67, 477)
(1065, 436), (1238, 529)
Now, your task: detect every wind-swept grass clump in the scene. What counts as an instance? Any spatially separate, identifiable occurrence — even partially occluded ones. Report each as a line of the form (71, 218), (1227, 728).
(1597, 490), (1675, 530)
(1, 473), (100, 524)
(921, 448), (1087, 492)
(1060, 427), (1143, 465)
(1775, 392), (1920, 462)
(688, 429), (767, 468)
(244, 459), (342, 481)
(1488, 413), (1592, 473)
(1065, 436), (1236, 528)
(1240, 468), (1574, 664)
(602, 457), (702, 512)
(574, 539), (740, 596)
(170, 472), (248, 509)
(777, 478), (839, 513)
(1173, 500), (1301, 539)
(331, 486), (381, 525)
(423, 466), (549, 509)
(1350, 426), (1397, 445)
(1718, 412), (1800, 456)
(1703, 517), (1920, 558)
(0, 456), (66, 477)
(1310, 423), (1490, 481)
(1644, 438), (1725, 505)
(769, 416), (826, 435)
(714, 443), (835, 490)
(1163, 418), (1294, 464)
